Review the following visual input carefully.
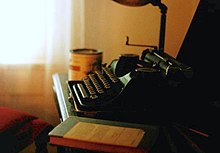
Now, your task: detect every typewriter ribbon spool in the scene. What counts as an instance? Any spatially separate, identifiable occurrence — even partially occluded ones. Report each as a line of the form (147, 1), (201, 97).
(68, 48), (103, 81)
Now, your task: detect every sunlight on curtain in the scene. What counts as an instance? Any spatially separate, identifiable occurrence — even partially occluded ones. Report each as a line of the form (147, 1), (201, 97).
(0, 0), (85, 125)
(0, 0), (73, 65)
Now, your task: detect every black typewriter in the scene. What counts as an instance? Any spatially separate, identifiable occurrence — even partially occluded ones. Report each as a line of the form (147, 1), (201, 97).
(67, 48), (194, 112)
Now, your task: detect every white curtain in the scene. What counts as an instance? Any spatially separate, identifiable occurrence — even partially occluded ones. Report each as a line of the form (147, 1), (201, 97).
(0, 0), (85, 125)
(0, 0), (85, 66)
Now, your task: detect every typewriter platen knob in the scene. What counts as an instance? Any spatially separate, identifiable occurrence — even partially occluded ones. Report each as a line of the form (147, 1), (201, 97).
(115, 53), (140, 77)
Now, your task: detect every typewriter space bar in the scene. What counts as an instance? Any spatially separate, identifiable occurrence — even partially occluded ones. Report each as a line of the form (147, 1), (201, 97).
(77, 84), (89, 98)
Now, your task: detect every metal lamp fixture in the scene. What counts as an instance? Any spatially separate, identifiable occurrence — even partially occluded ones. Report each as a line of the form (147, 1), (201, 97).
(112, 0), (167, 53)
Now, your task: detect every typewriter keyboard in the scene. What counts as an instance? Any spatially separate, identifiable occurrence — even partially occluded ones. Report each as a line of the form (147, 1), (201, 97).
(71, 67), (124, 108)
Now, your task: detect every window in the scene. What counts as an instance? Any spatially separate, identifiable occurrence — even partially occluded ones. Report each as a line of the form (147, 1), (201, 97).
(0, 0), (74, 65)
(0, 0), (49, 64)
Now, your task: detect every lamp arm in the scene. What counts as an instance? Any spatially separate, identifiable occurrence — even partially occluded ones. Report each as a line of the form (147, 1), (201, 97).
(155, 2), (167, 53)
(158, 3), (167, 14)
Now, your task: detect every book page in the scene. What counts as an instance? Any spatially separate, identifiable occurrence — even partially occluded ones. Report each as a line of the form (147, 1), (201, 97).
(64, 121), (145, 147)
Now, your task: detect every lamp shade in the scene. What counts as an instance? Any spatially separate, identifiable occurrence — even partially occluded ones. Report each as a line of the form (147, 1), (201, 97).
(112, 0), (150, 6)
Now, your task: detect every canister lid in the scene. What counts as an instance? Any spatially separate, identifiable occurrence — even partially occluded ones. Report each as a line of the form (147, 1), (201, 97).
(70, 48), (102, 55)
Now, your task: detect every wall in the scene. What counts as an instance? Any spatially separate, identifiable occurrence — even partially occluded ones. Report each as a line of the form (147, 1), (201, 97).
(82, 0), (200, 64)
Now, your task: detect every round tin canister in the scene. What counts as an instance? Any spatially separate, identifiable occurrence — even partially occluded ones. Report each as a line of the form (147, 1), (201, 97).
(68, 48), (103, 80)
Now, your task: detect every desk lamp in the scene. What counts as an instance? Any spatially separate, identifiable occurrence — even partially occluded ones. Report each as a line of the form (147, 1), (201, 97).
(112, 0), (167, 53)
